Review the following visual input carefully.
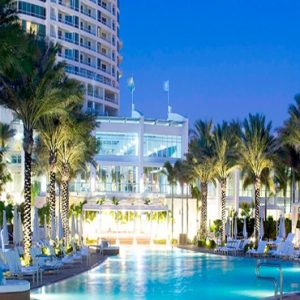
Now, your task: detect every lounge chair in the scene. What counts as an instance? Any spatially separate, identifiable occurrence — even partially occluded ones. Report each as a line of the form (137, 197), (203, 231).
(30, 246), (63, 271)
(247, 241), (267, 256)
(2, 249), (41, 283)
(99, 240), (119, 256)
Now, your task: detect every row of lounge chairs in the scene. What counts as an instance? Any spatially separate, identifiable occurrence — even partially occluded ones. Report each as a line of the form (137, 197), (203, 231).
(0, 240), (90, 284)
(215, 233), (300, 260)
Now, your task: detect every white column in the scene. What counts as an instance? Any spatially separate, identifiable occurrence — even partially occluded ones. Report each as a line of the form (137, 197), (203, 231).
(90, 164), (96, 193)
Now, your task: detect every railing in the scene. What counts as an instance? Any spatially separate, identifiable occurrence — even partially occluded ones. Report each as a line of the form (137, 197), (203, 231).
(256, 262), (283, 300)
(80, 9), (96, 20)
(80, 25), (96, 36)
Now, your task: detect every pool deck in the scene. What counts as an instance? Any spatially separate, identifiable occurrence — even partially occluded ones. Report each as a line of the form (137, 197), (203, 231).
(30, 251), (107, 290)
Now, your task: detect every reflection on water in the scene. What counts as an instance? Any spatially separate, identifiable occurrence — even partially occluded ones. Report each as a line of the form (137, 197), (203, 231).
(32, 247), (300, 300)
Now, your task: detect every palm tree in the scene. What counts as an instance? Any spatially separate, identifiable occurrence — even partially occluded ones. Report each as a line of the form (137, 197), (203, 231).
(278, 97), (300, 207)
(36, 106), (83, 235)
(0, 41), (83, 258)
(163, 161), (177, 242)
(174, 160), (185, 234)
(57, 113), (97, 243)
(238, 114), (275, 241)
(212, 121), (239, 242)
(191, 185), (201, 233)
(187, 120), (216, 239)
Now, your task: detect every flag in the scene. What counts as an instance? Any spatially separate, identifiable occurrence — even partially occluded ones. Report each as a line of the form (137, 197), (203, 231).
(127, 77), (135, 93)
(163, 80), (169, 92)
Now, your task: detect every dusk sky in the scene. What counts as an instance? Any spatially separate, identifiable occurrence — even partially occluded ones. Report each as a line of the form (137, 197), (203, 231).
(119, 0), (300, 129)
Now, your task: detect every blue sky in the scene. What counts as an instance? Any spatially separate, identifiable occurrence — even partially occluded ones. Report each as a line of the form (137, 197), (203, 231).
(119, 0), (300, 128)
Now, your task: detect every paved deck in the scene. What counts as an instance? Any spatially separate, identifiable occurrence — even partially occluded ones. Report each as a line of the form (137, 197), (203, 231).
(30, 251), (107, 290)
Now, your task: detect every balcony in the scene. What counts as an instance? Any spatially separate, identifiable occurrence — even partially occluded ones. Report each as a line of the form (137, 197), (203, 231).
(58, 0), (79, 11)
(80, 42), (96, 52)
(80, 8), (96, 20)
(58, 16), (79, 28)
(80, 59), (96, 68)
(80, 25), (96, 36)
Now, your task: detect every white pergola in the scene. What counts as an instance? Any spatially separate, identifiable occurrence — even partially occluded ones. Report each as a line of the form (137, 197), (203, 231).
(82, 203), (170, 245)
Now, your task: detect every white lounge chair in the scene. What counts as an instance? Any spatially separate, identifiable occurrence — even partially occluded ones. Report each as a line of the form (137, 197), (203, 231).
(30, 246), (63, 270)
(2, 249), (41, 283)
(247, 241), (267, 256)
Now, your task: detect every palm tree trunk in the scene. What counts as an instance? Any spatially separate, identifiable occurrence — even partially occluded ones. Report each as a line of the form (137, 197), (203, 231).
(23, 151), (32, 259)
(200, 182), (208, 240)
(181, 184), (184, 234)
(292, 170), (296, 205)
(254, 177), (261, 241)
(264, 187), (268, 220)
(23, 127), (33, 260)
(186, 185), (189, 235)
(49, 171), (56, 231)
(283, 188), (287, 214)
(171, 185), (174, 244)
(61, 180), (69, 244)
(220, 178), (227, 243)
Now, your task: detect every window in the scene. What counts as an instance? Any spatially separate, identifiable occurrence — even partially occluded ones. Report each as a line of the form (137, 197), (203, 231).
(96, 165), (138, 192)
(21, 20), (45, 36)
(96, 132), (138, 156)
(18, 2), (46, 19)
(144, 134), (182, 158)
(10, 155), (22, 164)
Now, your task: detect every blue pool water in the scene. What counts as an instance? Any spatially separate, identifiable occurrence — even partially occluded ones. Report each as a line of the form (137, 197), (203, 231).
(32, 247), (300, 299)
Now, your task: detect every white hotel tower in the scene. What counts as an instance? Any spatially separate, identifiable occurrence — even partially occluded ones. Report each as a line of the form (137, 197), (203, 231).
(17, 0), (121, 116)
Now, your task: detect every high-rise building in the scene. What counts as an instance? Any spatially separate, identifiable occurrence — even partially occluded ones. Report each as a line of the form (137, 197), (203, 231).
(17, 0), (121, 116)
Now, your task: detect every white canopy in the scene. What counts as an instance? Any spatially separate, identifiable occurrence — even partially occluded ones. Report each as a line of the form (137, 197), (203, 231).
(82, 203), (169, 212)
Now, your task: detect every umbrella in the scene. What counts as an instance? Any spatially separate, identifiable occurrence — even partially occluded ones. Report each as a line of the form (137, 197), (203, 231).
(2, 210), (8, 246)
(13, 206), (19, 245)
(278, 215), (286, 239)
(78, 214), (83, 245)
(233, 217), (238, 239)
(44, 214), (47, 240)
(259, 218), (264, 240)
(71, 214), (75, 240)
(18, 212), (23, 244)
(50, 217), (56, 241)
(243, 217), (248, 239)
(225, 218), (230, 237)
(32, 207), (40, 243)
(57, 215), (63, 241)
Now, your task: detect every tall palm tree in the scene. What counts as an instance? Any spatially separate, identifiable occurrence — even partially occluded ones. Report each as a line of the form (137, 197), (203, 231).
(163, 161), (177, 242)
(0, 41), (83, 258)
(187, 120), (216, 239)
(174, 160), (185, 234)
(238, 114), (275, 241)
(57, 113), (97, 243)
(278, 97), (300, 207)
(191, 185), (201, 233)
(37, 106), (83, 235)
(212, 121), (239, 242)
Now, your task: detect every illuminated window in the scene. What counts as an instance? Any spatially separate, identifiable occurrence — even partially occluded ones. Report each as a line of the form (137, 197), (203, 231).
(144, 134), (181, 158)
(96, 132), (138, 156)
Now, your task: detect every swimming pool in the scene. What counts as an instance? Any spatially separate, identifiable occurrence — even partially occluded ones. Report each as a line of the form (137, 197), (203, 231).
(32, 247), (300, 299)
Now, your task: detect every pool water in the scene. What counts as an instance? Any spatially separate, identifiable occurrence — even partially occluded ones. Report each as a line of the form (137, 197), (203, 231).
(32, 247), (300, 299)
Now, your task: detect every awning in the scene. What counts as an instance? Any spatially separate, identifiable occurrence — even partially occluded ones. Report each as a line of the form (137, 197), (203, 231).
(82, 203), (169, 212)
